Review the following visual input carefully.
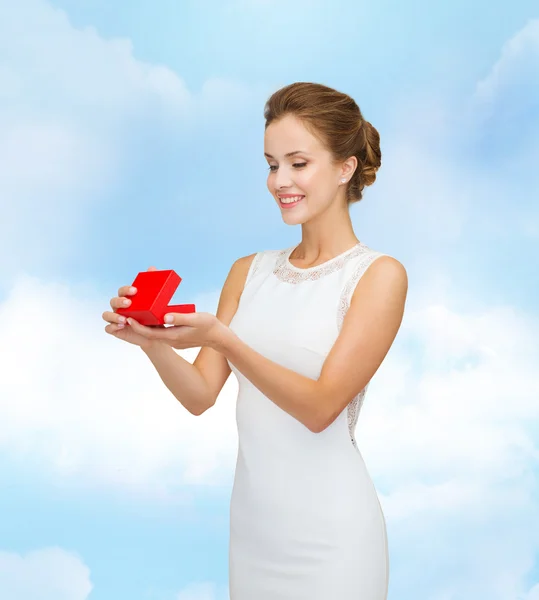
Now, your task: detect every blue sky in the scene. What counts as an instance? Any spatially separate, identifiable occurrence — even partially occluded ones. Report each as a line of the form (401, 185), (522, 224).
(0, 0), (538, 598)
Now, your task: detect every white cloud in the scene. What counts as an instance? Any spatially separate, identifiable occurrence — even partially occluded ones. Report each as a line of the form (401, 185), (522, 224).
(0, 0), (186, 278)
(0, 0), (190, 113)
(0, 275), (238, 498)
(369, 303), (539, 487)
(0, 547), (92, 600)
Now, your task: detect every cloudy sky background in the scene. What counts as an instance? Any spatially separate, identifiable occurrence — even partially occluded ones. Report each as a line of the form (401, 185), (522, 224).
(0, 0), (538, 598)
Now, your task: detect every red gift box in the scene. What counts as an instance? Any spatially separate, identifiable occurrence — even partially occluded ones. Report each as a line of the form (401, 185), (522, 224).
(116, 269), (195, 326)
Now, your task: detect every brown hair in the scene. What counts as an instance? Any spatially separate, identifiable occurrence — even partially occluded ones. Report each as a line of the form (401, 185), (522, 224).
(264, 82), (381, 204)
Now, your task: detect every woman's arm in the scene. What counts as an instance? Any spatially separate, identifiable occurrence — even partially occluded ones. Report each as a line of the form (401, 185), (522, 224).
(192, 253), (256, 410)
(142, 342), (213, 416)
(213, 256), (408, 432)
(142, 253), (256, 415)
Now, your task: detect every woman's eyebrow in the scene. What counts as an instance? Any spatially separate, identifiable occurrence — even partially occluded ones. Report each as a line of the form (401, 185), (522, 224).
(264, 150), (310, 158)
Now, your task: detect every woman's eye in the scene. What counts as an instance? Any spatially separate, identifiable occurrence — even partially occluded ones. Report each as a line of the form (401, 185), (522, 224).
(267, 162), (307, 172)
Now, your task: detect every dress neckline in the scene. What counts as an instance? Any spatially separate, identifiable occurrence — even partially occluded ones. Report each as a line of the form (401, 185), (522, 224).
(285, 241), (364, 273)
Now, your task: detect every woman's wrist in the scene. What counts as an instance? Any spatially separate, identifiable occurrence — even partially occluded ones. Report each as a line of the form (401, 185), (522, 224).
(140, 338), (167, 353)
(210, 321), (235, 353)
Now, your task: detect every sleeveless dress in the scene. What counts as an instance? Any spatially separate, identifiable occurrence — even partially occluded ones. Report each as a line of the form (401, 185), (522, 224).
(226, 241), (390, 600)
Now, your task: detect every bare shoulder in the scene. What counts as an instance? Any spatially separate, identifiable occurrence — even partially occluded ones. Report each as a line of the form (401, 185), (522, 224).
(221, 252), (258, 301)
(365, 255), (407, 284)
(351, 255), (408, 306)
(233, 253), (258, 275)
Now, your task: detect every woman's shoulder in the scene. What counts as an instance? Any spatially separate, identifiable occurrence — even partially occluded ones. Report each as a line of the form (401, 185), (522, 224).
(221, 247), (283, 304)
(234, 246), (287, 267)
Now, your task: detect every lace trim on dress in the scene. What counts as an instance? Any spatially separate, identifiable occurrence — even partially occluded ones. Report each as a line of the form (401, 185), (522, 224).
(273, 242), (371, 283)
(337, 251), (386, 448)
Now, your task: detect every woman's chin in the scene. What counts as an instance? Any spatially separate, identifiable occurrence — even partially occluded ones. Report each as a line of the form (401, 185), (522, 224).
(280, 205), (310, 225)
(282, 212), (308, 226)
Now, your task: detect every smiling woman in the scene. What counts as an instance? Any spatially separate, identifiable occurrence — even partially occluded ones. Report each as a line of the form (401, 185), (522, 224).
(103, 81), (407, 600)
(264, 81), (381, 207)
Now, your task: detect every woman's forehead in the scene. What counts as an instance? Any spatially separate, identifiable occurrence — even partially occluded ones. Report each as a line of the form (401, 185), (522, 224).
(264, 119), (323, 156)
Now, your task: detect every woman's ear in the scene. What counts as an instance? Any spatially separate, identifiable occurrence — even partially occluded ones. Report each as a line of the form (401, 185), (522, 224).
(341, 155), (358, 181)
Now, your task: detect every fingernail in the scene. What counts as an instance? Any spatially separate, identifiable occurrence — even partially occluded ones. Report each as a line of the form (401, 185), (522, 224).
(130, 287), (137, 294)
(164, 314), (173, 323)
(122, 299), (130, 305)
(118, 316), (126, 323)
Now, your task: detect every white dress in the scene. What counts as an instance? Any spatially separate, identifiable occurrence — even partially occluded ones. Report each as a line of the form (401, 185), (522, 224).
(227, 241), (390, 600)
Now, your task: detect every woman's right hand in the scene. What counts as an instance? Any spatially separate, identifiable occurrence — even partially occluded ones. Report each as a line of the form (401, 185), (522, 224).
(102, 266), (164, 349)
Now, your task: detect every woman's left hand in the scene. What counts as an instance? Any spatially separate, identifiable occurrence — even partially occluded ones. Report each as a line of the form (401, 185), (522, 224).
(126, 312), (226, 350)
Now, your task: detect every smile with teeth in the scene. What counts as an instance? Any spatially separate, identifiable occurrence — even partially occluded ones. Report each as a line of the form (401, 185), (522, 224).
(279, 195), (304, 205)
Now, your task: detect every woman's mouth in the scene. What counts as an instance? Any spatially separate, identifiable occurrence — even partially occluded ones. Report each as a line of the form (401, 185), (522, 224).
(278, 195), (305, 209)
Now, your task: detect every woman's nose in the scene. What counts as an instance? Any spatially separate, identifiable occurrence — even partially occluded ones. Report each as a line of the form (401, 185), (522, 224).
(274, 168), (292, 189)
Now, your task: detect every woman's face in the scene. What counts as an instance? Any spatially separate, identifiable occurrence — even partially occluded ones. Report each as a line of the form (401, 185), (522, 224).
(264, 114), (351, 226)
